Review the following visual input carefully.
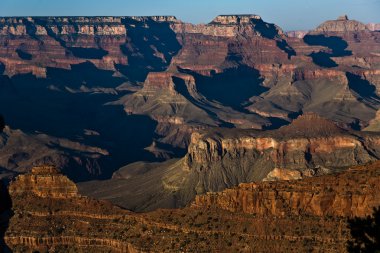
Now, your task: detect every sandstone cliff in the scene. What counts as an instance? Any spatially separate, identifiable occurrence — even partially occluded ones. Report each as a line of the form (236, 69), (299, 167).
(7, 163), (380, 252)
(193, 161), (380, 218)
(8, 166), (78, 198)
(184, 114), (380, 190)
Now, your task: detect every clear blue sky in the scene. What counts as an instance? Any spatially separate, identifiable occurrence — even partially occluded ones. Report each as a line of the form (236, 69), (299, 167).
(1, 0), (379, 30)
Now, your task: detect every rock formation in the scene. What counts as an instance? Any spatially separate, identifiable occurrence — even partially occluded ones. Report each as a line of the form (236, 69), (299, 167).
(286, 30), (308, 38)
(8, 166), (78, 198)
(312, 15), (368, 33)
(79, 113), (380, 211)
(0, 14), (380, 212)
(0, 126), (108, 181)
(367, 23), (380, 31)
(5, 162), (380, 252)
(193, 161), (380, 217)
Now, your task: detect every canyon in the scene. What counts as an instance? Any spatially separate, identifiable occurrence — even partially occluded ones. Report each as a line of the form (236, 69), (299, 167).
(3, 162), (380, 252)
(1, 13), (380, 251)
(79, 113), (380, 211)
(0, 14), (380, 183)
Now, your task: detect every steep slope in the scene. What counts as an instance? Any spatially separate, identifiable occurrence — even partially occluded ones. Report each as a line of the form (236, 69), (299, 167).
(193, 161), (380, 217)
(5, 162), (380, 252)
(0, 16), (183, 180)
(1, 14), (380, 185)
(0, 126), (108, 181)
(79, 113), (380, 211)
(249, 16), (380, 124)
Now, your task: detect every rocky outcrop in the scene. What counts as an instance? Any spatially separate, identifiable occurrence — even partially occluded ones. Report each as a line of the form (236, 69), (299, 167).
(80, 114), (380, 212)
(171, 14), (284, 38)
(0, 126), (108, 181)
(312, 15), (368, 33)
(6, 166), (140, 252)
(8, 166), (78, 198)
(0, 16), (181, 77)
(193, 161), (380, 218)
(6, 236), (140, 253)
(286, 30), (308, 39)
(185, 114), (379, 180)
(367, 23), (380, 31)
(7, 162), (380, 252)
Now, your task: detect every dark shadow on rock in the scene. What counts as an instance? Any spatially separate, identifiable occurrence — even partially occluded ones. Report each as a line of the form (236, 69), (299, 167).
(89, 106), (160, 180)
(46, 61), (124, 89)
(67, 47), (108, 59)
(348, 119), (363, 131)
(346, 72), (380, 102)
(22, 18), (40, 42)
(276, 39), (297, 59)
(262, 117), (291, 130)
(0, 66), (161, 181)
(303, 35), (352, 68)
(0, 179), (13, 253)
(262, 111), (302, 131)
(0, 69), (125, 137)
(250, 18), (296, 59)
(0, 115), (4, 133)
(15, 49), (32, 61)
(0, 62), (4, 75)
(309, 52), (338, 68)
(172, 76), (234, 128)
(116, 18), (182, 83)
(347, 207), (380, 252)
(34, 18), (68, 49)
(251, 18), (279, 39)
(188, 66), (267, 112)
(33, 18), (108, 59)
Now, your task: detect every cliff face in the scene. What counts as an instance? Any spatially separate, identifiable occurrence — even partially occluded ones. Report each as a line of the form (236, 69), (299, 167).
(6, 163), (380, 252)
(367, 23), (380, 31)
(313, 15), (368, 33)
(0, 16), (180, 77)
(79, 114), (380, 212)
(193, 161), (380, 217)
(8, 166), (78, 198)
(184, 114), (380, 191)
(0, 126), (108, 181)
(5, 166), (140, 252)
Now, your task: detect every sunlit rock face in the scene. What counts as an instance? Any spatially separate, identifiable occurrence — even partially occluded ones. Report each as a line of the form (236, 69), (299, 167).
(193, 161), (380, 218)
(8, 166), (78, 198)
(6, 163), (380, 252)
(367, 23), (380, 31)
(181, 114), (380, 200)
(312, 15), (368, 33)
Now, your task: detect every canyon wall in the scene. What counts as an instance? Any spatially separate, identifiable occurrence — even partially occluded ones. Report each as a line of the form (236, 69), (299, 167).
(6, 162), (380, 252)
(193, 162), (380, 217)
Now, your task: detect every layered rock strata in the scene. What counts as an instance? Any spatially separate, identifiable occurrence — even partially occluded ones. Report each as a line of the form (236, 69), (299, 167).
(79, 114), (380, 212)
(6, 163), (380, 252)
(193, 161), (380, 217)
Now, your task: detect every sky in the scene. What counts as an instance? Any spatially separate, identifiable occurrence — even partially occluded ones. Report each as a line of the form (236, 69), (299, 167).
(0, 0), (379, 30)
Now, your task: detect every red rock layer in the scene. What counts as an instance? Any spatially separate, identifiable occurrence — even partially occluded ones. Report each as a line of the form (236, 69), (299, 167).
(193, 161), (380, 218)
